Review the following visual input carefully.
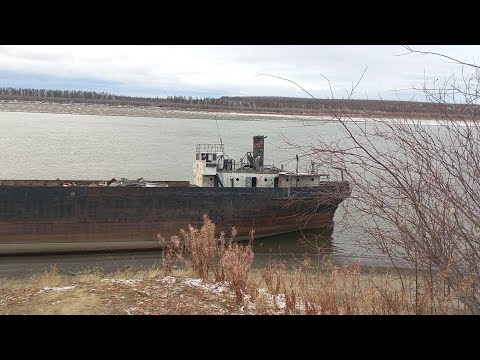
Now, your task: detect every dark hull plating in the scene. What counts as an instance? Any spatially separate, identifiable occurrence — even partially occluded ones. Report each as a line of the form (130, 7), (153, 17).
(0, 181), (350, 254)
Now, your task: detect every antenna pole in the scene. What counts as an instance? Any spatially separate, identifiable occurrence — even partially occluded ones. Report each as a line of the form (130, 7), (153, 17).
(215, 115), (223, 146)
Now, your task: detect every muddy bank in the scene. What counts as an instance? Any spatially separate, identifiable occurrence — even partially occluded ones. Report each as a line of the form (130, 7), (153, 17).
(0, 101), (325, 121)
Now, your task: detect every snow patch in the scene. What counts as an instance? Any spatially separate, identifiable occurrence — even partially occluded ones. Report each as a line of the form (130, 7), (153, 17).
(211, 284), (228, 293)
(161, 276), (177, 284)
(183, 278), (229, 293)
(103, 279), (142, 285)
(273, 294), (286, 310)
(183, 278), (203, 286)
(125, 307), (139, 315)
(38, 285), (75, 294)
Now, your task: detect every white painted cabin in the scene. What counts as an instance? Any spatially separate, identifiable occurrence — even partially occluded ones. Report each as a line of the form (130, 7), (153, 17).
(193, 136), (330, 188)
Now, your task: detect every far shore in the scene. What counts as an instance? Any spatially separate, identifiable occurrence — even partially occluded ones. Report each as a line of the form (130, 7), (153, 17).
(0, 100), (450, 122)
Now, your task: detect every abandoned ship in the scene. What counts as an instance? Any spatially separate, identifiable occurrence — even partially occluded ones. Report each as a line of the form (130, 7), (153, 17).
(0, 135), (351, 254)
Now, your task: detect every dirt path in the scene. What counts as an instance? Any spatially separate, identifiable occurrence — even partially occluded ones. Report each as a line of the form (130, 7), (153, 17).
(0, 272), (247, 315)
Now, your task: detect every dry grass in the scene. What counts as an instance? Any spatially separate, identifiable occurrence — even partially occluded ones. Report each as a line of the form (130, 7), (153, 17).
(0, 216), (470, 314)
(161, 215), (255, 303)
(0, 262), (467, 315)
(180, 215), (228, 281)
(221, 231), (255, 302)
(0, 266), (238, 315)
(249, 260), (466, 315)
(31, 265), (62, 289)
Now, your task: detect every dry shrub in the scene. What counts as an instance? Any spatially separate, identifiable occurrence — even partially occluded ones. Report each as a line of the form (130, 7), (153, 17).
(261, 260), (286, 296)
(305, 264), (339, 314)
(32, 265), (62, 288)
(179, 215), (227, 281)
(276, 49), (480, 313)
(162, 216), (255, 302)
(256, 255), (460, 314)
(157, 217), (463, 314)
(110, 266), (138, 280)
(284, 289), (297, 315)
(255, 291), (272, 314)
(221, 230), (255, 303)
(246, 282), (260, 303)
(77, 272), (103, 283)
(143, 265), (164, 279)
(158, 234), (184, 276)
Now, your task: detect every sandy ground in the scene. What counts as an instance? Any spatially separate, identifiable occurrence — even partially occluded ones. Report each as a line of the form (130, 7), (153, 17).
(0, 101), (328, 121)
(0, 275), (242, 315)
(0, 269), (288, 315)
(0, 100), (454, 123)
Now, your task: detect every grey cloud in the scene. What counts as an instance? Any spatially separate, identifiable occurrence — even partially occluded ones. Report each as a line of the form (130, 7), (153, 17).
(0, 45), (479, 101)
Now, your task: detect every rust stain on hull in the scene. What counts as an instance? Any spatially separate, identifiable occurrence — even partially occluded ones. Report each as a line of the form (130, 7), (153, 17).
(0, 182), (350, 254)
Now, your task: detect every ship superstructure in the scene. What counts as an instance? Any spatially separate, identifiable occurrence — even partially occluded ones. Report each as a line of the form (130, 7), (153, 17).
(193, 135), (331, 188)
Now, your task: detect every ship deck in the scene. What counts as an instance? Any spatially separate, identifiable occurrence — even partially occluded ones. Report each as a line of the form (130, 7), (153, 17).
(0, 180), (193, 187)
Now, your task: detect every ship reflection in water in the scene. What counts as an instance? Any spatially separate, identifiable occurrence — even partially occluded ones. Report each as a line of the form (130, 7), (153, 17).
(0, 229), (339, 279)
(0, 228), (392, 279)
(249, 228), (335, 268)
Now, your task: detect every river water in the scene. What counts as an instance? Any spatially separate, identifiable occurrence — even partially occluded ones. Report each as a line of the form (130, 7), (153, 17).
(0, 110), (388, 276)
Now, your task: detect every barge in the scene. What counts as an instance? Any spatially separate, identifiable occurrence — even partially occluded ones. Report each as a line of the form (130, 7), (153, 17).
(0, 136), (350, 254)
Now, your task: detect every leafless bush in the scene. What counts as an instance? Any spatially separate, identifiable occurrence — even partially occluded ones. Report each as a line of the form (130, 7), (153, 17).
(164, 215), (255, 298)
(179, 214), (227, 281)
(32, 265), (63, 288)
(279, 47), (480, 313)
(157, 235), (184, 276)
(221, 230), (255, 303)
(258, 257), (458, 314)
(261, 260), (287, 296)
(156, 216), (464, 313)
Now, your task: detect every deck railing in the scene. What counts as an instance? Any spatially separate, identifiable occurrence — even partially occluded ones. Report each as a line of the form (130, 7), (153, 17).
(196, 144), (224, 153)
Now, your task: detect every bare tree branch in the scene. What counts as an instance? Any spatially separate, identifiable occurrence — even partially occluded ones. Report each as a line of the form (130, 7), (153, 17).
(266, 52), (480, 314)
(401, 45), (480, 69)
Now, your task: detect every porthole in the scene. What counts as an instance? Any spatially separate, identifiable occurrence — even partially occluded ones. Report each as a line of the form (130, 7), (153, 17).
(311, 178), (314, 181)
(236, 178), (239, 181)
(209, 177), (213, 181)
(264, 178), (268, 182)
(286, 178), (289, 182)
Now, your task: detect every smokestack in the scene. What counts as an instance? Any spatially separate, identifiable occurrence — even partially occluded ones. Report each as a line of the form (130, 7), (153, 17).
(253, 135), (265, 169)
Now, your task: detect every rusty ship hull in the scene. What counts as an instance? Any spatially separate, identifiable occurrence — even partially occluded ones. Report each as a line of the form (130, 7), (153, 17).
(0, 180), (350, 255)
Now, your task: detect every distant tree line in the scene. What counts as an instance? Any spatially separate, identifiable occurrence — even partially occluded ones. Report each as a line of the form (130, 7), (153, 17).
(0, 87), (477, 117)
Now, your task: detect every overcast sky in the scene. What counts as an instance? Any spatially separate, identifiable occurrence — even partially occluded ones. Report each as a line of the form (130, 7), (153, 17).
(0, 45), (478, 101)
